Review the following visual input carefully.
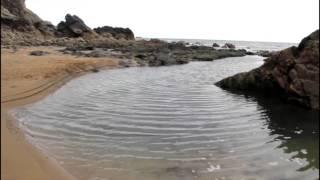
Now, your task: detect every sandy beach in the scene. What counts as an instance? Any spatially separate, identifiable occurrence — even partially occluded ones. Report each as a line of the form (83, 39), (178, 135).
(1, 46), (120, 180)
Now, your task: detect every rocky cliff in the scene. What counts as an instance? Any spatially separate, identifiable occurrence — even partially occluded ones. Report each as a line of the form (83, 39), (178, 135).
(1, 0), (56, 45)
(215, 30), (319, 109)
(1, 0), (135, 46)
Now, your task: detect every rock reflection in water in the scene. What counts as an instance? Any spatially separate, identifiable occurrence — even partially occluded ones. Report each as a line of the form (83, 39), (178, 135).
(227, 90), (319, 173)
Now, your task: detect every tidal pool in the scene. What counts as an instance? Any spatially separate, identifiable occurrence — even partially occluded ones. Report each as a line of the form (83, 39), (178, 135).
(14, 56), (319, 180)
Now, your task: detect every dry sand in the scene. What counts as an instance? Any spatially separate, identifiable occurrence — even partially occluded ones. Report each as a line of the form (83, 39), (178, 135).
(1, 46), (121, 180)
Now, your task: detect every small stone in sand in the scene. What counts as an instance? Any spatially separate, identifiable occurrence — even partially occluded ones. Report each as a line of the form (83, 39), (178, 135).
(30, 50), (50, 56)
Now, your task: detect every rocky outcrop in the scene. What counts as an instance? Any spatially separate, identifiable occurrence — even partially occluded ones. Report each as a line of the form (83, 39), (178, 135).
(255, 50), (275, 57)
(94, 26), (134, 40)
(245, 50), (275, 57)
(60, 38), (248, 67)
(212, 43), (220, 47)
(1, 0), (135, 46)
(215, 30), (319, 109)
(56, 14), (97, 38)
(222, 43), (235, 49)
(1, 0), (56, 45)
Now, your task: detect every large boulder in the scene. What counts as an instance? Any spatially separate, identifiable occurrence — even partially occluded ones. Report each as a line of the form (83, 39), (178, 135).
(57, 14), (95, 37)
(215, 30), (319, 109)
(93, 26), (134, 40)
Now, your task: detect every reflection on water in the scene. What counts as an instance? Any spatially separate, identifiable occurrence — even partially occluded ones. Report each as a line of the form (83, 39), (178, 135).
(13, 56), (318, 180)
(259, 95), (318, 172)
(233, 91), (319, 174)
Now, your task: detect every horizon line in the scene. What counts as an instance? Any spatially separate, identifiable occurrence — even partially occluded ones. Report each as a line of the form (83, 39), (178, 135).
(138, 36), (299, 44)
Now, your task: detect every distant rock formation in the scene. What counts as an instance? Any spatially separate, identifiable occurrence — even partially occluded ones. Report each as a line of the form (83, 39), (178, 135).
(1, 0), (135, 46)
(1, 0), (56, 45)
(215, 30), (319, 109)
(212, 43), (220, 47)
(93, 26), (134, 40)
(222, 43), (235, 49)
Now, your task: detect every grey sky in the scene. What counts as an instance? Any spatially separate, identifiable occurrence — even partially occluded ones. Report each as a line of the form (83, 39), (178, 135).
(27, 0), (319, 43)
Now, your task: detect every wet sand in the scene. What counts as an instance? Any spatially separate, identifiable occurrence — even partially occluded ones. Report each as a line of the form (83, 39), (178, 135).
(1, 46), (121, 180)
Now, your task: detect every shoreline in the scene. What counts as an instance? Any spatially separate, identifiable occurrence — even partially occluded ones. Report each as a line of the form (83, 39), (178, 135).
(1, 46), (123, 180)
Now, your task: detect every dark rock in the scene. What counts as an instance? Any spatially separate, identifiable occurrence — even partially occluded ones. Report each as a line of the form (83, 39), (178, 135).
(222, 43), (236, 49)
(149, 38), (166, 44)
(30, 50), (50, 56)
(34, 21), (56, 36)
(94, 26), (134, 40)
(168, 41), (188, 50)
(246, 51), (255, 55)
(135, 54), (148, 59)
(215, 30), (319, 109)
(212, 43), (220, 47)
(91, 68), (99, 73)
(256, 50), (274, 57)
(192, 54), (214, 61)
(57, 14), (93, 37)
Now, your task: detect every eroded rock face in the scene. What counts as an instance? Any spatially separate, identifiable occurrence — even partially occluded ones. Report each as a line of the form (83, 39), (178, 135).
(215, 30), (319, 109)
(1, 0), (56, 45)
(94, 26), (134, 40)
(1, 0), (135, 45)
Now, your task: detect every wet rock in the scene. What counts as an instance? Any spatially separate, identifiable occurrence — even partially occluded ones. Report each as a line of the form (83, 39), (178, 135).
(216, 30), (319, 109)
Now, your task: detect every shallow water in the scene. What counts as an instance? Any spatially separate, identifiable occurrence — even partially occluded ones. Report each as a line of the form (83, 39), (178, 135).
(13, 56), (318, 180)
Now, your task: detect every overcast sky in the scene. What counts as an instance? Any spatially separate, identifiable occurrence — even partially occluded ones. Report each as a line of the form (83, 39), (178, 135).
(27, 0), (319, 43)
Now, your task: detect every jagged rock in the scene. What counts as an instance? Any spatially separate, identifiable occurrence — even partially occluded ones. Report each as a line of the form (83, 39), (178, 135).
(1, 0), (56, 45)
(215, 30), (319, 109)
(94, 26), (134, 40)
(57, 14), (94, 37)
(1, 0), (137, 46)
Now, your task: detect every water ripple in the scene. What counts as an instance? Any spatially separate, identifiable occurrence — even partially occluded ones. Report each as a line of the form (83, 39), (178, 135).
(13, 56), (319, 180)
